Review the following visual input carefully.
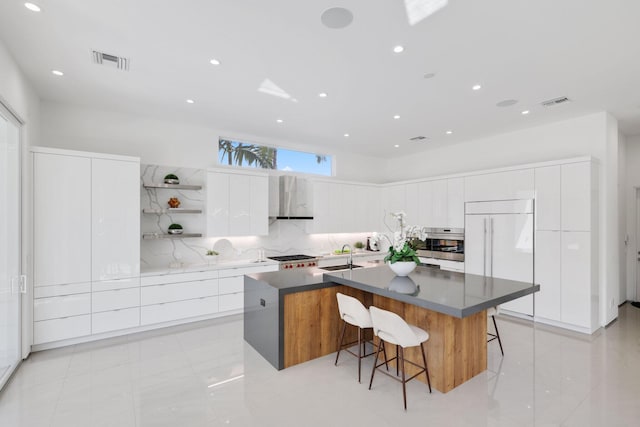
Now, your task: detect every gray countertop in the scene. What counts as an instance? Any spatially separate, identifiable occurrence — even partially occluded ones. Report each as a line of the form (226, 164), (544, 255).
(324, 265), (539, 318)
(247, 264), (539, 318)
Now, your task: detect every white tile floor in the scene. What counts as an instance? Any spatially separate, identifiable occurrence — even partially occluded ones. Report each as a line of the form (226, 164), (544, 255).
(1, 304), (640, 426)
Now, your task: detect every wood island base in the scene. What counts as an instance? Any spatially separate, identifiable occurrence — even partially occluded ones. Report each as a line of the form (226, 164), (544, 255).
(283, 285), (487, 393)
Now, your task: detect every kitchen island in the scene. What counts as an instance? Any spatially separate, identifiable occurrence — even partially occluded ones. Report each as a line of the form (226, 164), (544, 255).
(244, 264), (538, 393)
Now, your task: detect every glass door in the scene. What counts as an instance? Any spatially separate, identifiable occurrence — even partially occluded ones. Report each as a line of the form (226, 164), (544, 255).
(0, 105), (22, 390)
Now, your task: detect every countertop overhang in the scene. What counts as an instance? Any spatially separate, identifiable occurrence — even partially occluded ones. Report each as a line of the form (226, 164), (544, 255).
(324, 265), (539, 318)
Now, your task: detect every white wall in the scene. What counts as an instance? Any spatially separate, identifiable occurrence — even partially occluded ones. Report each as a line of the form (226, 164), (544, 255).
(625, 135), (640, 302)
(39, 101), (386, 183)
(381, 111), (621, 328)
(0, 39), (41, 357)
(618, 133), (627, 304)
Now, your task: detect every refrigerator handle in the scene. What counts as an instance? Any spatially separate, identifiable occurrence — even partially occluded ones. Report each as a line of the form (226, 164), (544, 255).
(483, 218), (487, 277)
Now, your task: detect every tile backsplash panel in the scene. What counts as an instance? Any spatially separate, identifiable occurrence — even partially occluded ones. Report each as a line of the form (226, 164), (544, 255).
(140, 164), (376, 269)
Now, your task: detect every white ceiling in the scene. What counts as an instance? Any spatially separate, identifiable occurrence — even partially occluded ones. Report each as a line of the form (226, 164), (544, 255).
(1, 0), (639, 157)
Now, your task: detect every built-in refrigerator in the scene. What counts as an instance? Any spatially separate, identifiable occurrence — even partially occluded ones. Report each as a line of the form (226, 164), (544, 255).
(465, 199), (535, 316)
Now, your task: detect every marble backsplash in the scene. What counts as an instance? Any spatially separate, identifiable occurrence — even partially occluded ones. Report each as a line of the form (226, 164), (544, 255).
(140, 164), (380, 269)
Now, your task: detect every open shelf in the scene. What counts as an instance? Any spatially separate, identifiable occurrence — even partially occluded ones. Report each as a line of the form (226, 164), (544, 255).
(142, 233), (203, 240)
(142, 208), (202, 214)
(143, 183), (202, 190)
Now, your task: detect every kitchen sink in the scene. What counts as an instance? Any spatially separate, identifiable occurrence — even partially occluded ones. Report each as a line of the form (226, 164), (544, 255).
(319, 264), (363, 271)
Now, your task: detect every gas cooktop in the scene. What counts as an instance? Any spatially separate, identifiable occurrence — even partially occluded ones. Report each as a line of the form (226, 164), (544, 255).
(267, 255), (316, 262)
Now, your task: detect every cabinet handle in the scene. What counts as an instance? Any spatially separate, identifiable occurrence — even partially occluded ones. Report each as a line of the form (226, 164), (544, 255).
(20, 275), (27, 294)
(483, 218), (487, 277)
(490, 218), (494, 278)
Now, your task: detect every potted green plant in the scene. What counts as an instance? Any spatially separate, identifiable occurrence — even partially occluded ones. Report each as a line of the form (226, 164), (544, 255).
(354, 241), (365, 250)
(168, 223), (183, 235)
(164, 174), (180, 185)
(205, 249), (219, 265)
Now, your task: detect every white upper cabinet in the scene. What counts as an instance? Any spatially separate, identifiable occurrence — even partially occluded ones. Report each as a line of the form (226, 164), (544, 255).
(561, 162), (592, 232)
(91, 158), (140, 281)
(207, 170), (268, 237)
(431, 180), (448, 227)
(465, 169), (534, 202)
(417, 181), (433, 226)
(404, 183), (419, 225)
(447, 177), (465, 228)
(206, 172), (230, 236)
(34, 153), (92, 286)
(307, 180), (329, 233)
(534, 166), (561, 231)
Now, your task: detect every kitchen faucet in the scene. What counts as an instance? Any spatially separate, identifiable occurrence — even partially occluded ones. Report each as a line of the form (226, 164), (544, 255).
(342, 244), (353, 269)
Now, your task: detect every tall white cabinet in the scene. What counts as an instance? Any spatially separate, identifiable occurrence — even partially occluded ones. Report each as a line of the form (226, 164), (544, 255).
(32, 147), (140, 345)
(533, 160), (598, 333)
(207, 169), (268, 237)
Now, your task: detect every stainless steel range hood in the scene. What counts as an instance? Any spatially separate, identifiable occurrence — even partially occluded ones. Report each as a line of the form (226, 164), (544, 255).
(269, 175), (313, 220)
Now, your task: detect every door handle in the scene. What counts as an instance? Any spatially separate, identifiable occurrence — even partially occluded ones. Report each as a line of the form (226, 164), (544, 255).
(20, 275), (27, 294)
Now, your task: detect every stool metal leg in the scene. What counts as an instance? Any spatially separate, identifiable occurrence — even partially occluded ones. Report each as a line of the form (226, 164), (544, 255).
(368, 339), (385, 390)
(492, 315), (504, 356)
(396, 345), (399, 376)
(399, 346), (407, 410)
(335, 321), (347, 366)
(420, 342), (432, 393)
(357, 327), (362, 383)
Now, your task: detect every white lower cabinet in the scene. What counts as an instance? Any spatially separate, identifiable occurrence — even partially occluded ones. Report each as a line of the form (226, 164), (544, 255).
(219, 293), (244, 312)
(141, 280), (219, 305)
(534, 231), (561, 322)
(561, 231), (593, 329)
(92, 288), (140, 313)
(34, 293), (91, 322)
(34, 315), (91, 344)
(141, 296), (219, 325)
(92, 308), (140, 334)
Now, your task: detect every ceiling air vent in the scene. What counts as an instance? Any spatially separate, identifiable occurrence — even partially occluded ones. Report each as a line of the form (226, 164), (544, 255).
(541, 96), (570, 108)
(92, 50), (130, 71)
(409, 136), (427, 141)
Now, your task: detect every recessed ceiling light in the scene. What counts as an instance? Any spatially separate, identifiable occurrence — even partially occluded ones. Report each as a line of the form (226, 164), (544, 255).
(276, 119), (283, 123)
(394, 144), (400, 148)
(209, 58), (221, 66)
(446, 130), (453, 135)
(51, 70), (64, 76)
(423, 73), (436, 79)
(318, 92), (328, 98)
(186, 99), (194, 104)
(472, 84), (482, 91)
(393, 45), (405, 53)
(344, 133), (349, 137)
(521, 110), (530, 115)
(393, 115), (400, 120)
(24, 2), (41, 12)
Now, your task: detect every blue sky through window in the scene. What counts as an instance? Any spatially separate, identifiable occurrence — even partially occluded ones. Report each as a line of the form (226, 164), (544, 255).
(218, 139), (332, 176)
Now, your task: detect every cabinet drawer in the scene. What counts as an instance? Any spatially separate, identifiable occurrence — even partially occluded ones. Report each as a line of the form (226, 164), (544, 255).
(34, 282), (91, 299)
(218, 264), (278, 278)
(92, 288), (140, 313)
(141, 270), (219, 287)
(219, 276), (243, 294)
(92, 308), (140, 334)
(33, 315), (91, 344)
(141, 279), (218, 306)
(219, 292), (243, 312)
(34, 293), (91, 321)
(92, 277), (140, 292)
(140, 296), (219, 325)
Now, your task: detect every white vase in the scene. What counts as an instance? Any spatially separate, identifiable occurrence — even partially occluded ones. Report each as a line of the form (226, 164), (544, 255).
(387, 261), (417, 276)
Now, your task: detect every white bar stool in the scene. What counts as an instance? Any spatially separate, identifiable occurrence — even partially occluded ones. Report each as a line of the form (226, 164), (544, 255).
(335, 292), (384, 383)
(487, 307), (504, 356)
(368, 306), (431, 410)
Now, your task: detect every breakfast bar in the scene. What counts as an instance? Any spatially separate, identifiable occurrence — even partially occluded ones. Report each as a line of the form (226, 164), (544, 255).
(244, 264), (539, 393)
